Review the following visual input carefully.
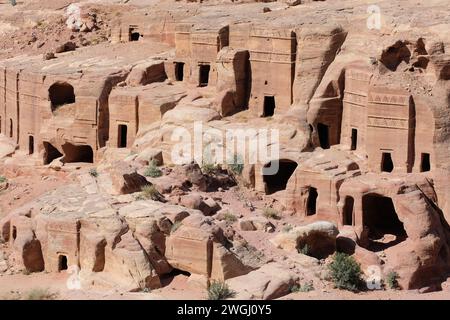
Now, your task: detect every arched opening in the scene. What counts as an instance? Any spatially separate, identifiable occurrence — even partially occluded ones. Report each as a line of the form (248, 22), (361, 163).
(9, 119), (13, 138)
(28, 135), (34, 155)
(263, 160), (297, 194)
(342, 196), (354, 225)
(12, 226), (17, 241)
(62, 143), (94, 163)
(351, 128), (358, 150)
(420, 153), (430, 172)
(199, 64), (210, 87)
(129, 28), (141, 41)
(381, 152), (394, 172)
(43, 142), (63, 165)
(92, 239), (106, 272)
(174, 62), (185, 81)
(49, 82), (75, 112)
(306, 187), (318, 216)
(362, 194), (407, 251)
(118, 124), (128, 148)
(317, 123), (330, 149)
(58, 255), (68, 271)
(263, 96), (275, 117)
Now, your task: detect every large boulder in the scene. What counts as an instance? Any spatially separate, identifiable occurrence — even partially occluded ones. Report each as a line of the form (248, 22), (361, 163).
(270, 221), (339, 259)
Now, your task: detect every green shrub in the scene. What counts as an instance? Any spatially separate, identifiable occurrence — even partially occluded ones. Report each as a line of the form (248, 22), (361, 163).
(263, 208), (280, 220)
(170, 221), (182, 234)
(223, 212), (237, 223)
(88, 168), (98, 178)
(201, 162), (219, 175)
(386, 271), (400, 289)
(25, 288), (58, 300)
(0, 176), (7, 183)
(140, 185), (163, 201)
(298, 244), (310, 256)
(328, 252), (363, 292)
(144, 160), (162, 178)
(290, 282), (314, 293)
(207, 280), (236, 300)
(228, 154), (244, 176)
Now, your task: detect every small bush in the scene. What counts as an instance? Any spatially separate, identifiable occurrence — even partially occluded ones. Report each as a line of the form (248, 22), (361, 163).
(263, 208), (280, 220)
(282, 225), (293, 233)
(25, 288), (58, 300)
(328, 252), (363, 292)
(201, 162), (220, 175)
(298, 244), (310, 256)
(386, 271), (400, 289)
(144, 160), (162, 178)
(0, 176), (7, 183)
(88, 168), (98, 178)
(140, 185), (163, 201)
(290, 282), (314, 293)
(223, 212), (237, 223)
(171, 221), (182, 234)
(207, 280), (236, 300)
(228, 154), (244, 176)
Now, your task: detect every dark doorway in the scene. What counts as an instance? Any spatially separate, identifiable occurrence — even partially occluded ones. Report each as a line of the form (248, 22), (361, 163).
(420, 153), (430, 172)
(58, 255), (68, 271)
(62, 143), (94, 163)
(381, 152), (394, 172)
(317, 123), (330, 149)
(343, 196), (354, 225)
(49, 82), (75, 112)
(351, 128), (358, 151)
(263, 160), (297, 195)
(199, 64), (210, 87)
(129, 28), (141, 41)
(306, 187), (318, 216)
(118, 124), (128, 148)
(175, 62), (185, 81)
(43, 142), (63, 165)
(12, 226), (17, 240)
(9, 119), (13, 138)
(0, 116), (2, 133)
(28, 136), (34, 155)
(362, 194), (407, 251)
(263, 96), (275, 117)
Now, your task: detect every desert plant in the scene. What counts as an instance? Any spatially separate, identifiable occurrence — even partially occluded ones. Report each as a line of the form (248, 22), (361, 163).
(298, 244), (310, 256)
(201, 161), (219, 175)
(144, 160), (162, 178)
(140, 185), (163, 201)
(0, 176), (7, 183)
(207, 280), (236, 300)
(170, 221), (182, 234)
(386, 271), (400, 289)
(290, 281), (314, 293)
(223, 212), (237, 223)
(10, 0), (17, 6)
(228, 154), (244, 176)
(282, 225), (293, 233)
(328, 252), (363, 292)
(263, 207), (280, 220)
(25, 288), (58, 300)
(88, 168), (98, 178)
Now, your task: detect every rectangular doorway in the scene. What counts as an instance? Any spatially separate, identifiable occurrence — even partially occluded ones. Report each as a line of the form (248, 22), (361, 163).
(118, 124), (128, 148)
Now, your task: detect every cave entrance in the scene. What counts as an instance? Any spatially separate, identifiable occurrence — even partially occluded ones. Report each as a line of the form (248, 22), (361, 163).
(306, 187), (318, 216)
(58, 255), (68, 271)
(381, 152), (394, 172)
(351, 128), (358, 151)
(263, 160), (297, 195)
(342, 196), (354, 225)
(420, 153), (430, 172)
(43, 142), (63, 165)
(28, 135), (34, 155)
(362, 194), (407, 251)
(118, 124), (128, 148)
(199, 64), (210, 87)
(49, 82), (75, 112)
(263, 96), (275, 117)
(62, 143), (94, 163)
(317, 123), (330, 149)
(129, 28), (141, 41)
(175, 62), (185, 81)
(12, 226), (17, 241)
